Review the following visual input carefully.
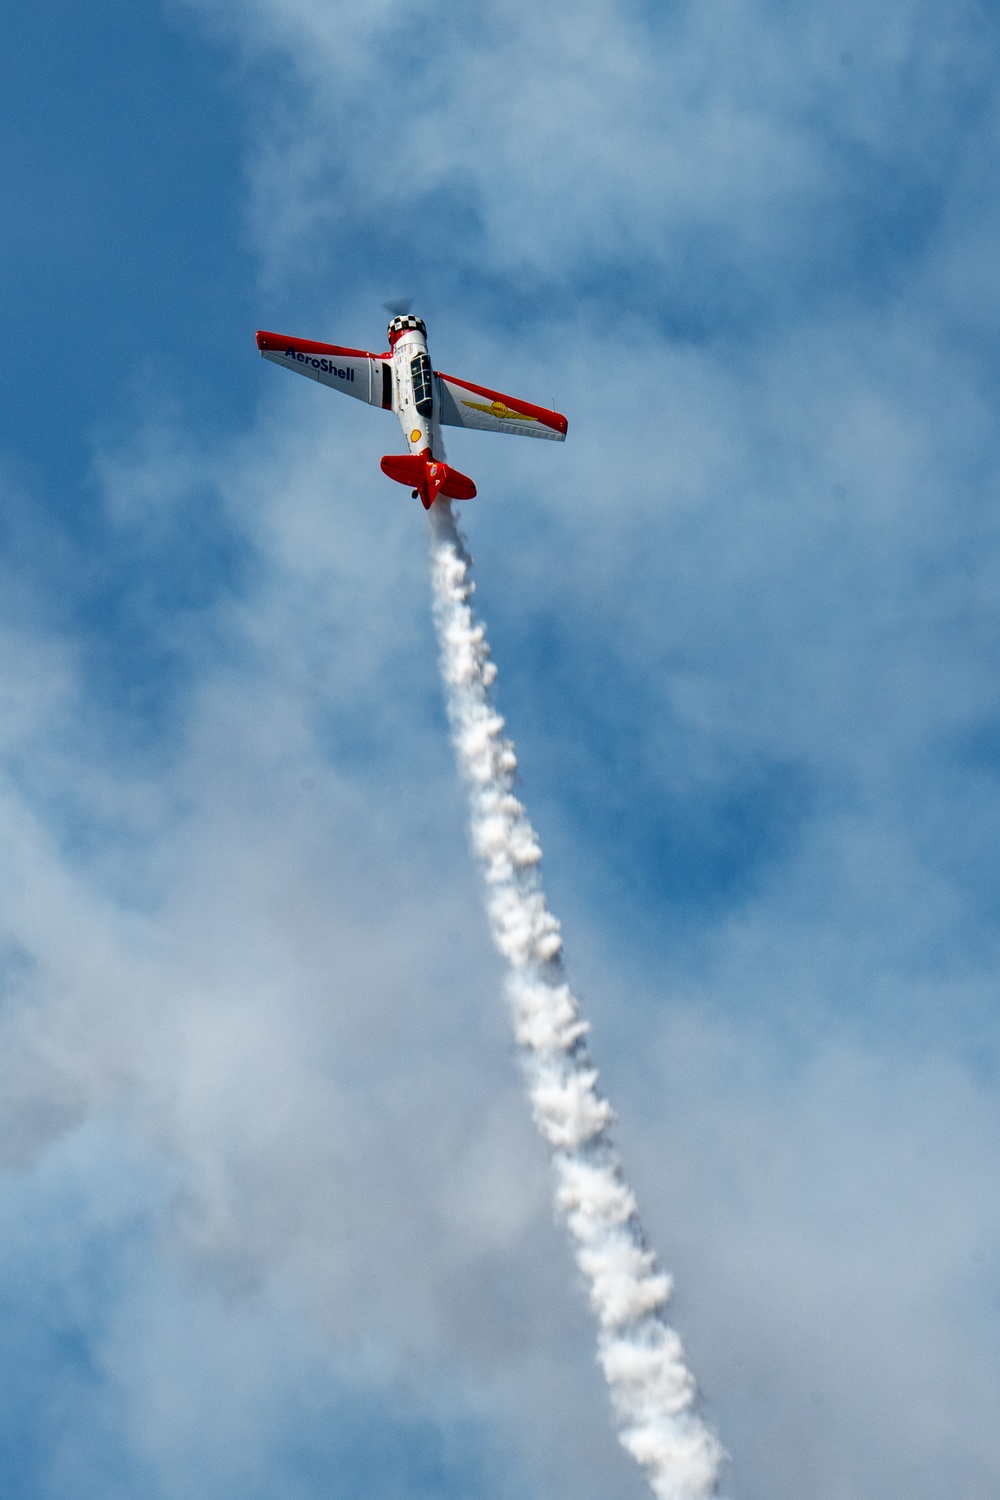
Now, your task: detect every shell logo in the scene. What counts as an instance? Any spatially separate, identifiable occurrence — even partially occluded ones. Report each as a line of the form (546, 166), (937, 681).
(411, 428), (421, 442)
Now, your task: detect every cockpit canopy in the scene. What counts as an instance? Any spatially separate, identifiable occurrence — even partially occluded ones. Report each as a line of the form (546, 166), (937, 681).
(410, 352), (433, 416)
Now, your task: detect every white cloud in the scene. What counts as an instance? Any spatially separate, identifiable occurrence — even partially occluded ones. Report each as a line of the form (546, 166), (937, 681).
(5, 0), (1000, 1496)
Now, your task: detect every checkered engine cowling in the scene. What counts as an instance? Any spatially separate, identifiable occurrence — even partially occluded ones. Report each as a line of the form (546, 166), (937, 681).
(387, 313), (427, 340)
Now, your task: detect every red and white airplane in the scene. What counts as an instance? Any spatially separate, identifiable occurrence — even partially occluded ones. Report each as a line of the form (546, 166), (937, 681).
(256, 313), (568, 509)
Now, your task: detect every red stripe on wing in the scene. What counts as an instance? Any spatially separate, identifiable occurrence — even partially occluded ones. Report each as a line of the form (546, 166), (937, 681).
(256, 330), (385, 360)
(437, 371), (568, 436)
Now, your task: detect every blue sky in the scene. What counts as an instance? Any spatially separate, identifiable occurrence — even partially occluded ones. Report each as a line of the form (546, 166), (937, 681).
(2, 1), (1000, 1497)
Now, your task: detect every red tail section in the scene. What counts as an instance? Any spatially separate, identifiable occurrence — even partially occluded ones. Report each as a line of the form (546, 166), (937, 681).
(380, 454), (477, 509)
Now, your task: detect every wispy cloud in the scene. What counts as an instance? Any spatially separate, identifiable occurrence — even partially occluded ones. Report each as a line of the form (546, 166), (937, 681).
(2, 0), (1000, 1495)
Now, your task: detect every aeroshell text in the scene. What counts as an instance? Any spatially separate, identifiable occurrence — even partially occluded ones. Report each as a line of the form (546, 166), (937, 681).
(286, 348), (355, 381)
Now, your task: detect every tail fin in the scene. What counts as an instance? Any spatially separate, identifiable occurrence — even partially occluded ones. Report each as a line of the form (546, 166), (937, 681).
(380, 454), (477, 509)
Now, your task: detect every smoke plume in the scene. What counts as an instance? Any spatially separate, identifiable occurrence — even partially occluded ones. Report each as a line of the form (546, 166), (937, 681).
(428, 503), (724, 1500)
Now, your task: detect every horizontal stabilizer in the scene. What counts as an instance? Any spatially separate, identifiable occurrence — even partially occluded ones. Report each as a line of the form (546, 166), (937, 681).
(381, 454), (477, 509)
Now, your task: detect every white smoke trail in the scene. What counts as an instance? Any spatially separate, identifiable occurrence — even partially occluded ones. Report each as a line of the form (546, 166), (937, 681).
(428, 503), (724, 1500)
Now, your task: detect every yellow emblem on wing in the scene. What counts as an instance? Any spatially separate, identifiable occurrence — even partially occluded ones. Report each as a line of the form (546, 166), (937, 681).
(461, 398), (538, 422)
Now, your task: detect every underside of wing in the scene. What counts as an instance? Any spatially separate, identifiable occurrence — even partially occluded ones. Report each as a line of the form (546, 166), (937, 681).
(257, 330), (392, 409)
(436, 372), (567, 441)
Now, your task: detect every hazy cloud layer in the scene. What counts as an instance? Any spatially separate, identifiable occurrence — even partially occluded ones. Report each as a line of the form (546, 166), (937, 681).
(1, 0), (999, 1496)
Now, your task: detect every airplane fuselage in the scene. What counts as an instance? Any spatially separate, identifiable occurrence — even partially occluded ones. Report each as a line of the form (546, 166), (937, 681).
(388, 320), (439, 461)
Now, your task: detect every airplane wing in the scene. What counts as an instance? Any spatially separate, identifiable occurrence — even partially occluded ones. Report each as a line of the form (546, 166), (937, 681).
(436, 372), (567, 441)
(256, 330), (392, 409)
